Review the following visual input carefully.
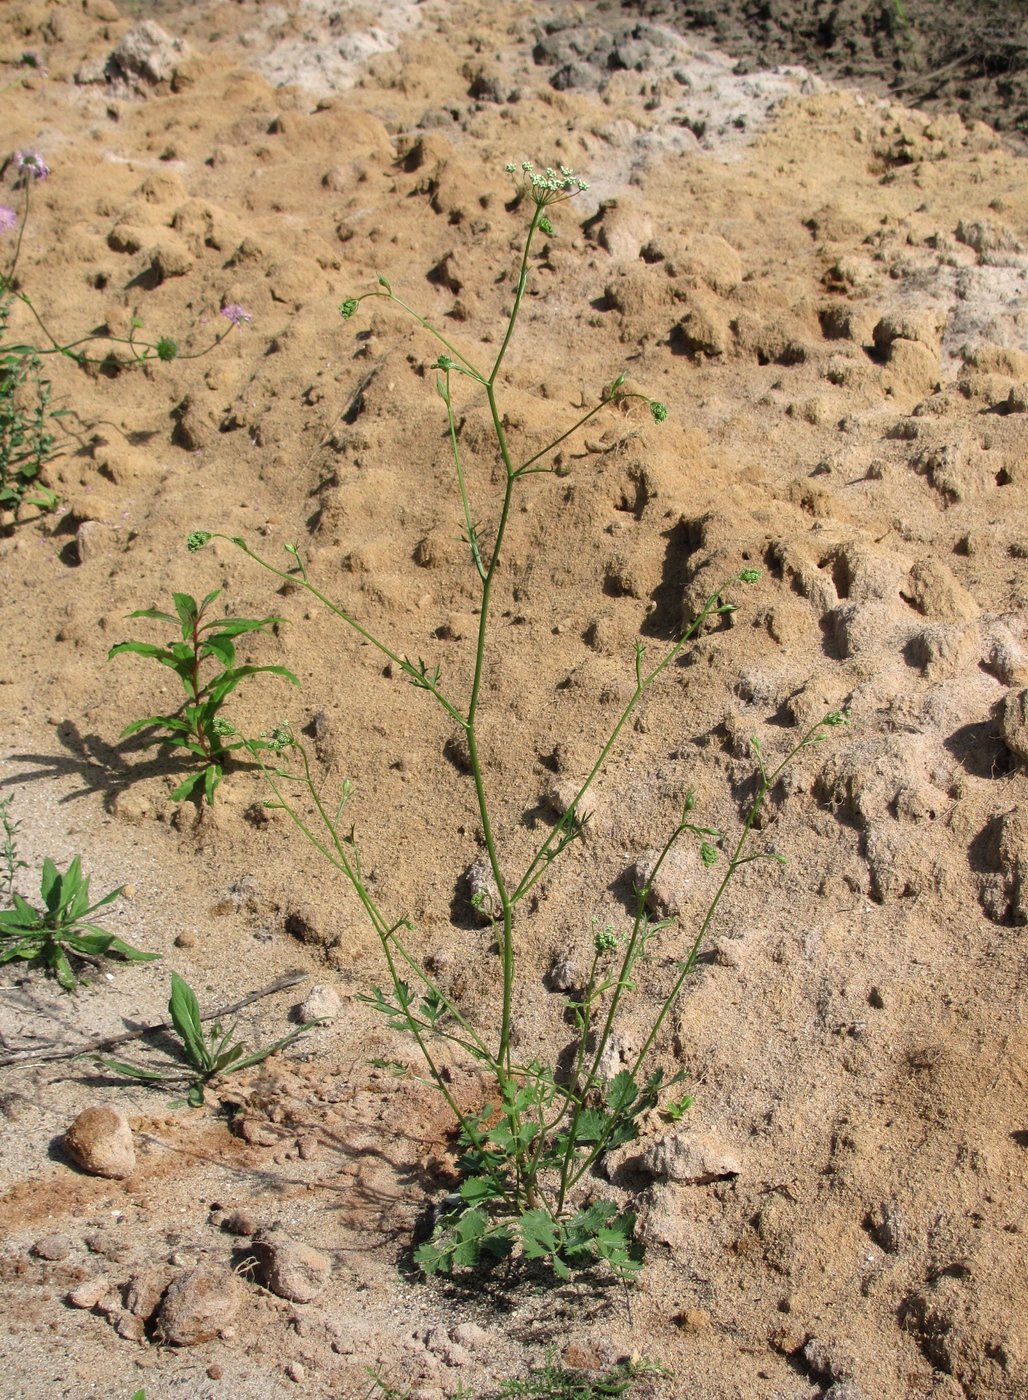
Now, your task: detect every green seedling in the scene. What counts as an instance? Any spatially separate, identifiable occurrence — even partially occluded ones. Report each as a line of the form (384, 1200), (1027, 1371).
(96, 971), (321, 1107)
(108, 589), (300, 803)
(0, 813), (157, 990)
(192, 159), (849, 1284)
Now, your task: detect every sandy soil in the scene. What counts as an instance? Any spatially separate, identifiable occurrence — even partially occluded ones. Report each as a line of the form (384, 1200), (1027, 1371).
(0, 1), (1026, 1396)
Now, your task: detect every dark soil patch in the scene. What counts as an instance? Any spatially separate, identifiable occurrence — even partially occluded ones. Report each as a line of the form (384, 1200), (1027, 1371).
(625, 0), (1028, 137)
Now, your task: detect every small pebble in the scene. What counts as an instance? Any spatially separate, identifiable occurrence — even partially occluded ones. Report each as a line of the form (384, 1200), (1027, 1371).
(286, 1361), (306, 1382)
(297, 983), (340, 1022)
(174, 930), (197, 948)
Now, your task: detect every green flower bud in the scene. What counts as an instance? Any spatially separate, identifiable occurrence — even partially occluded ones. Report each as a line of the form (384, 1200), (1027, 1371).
(538, 215), (554, 235)
(339, 298), (358, 320)
(700, 842), (718, 867)
(739, 568), (761, 584)
(594, 925), (618, 953)
(156, 336), (178, 362)
(187, 530), (212, 552)
(649, 400), (668, 424)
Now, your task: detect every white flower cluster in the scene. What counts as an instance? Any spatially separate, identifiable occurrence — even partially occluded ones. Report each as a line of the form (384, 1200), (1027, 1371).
(505, 160), (589, 207)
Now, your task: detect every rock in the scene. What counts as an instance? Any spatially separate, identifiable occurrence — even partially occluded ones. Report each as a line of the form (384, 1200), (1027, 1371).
(543, 778), (598, 838)
(110, 21), (185, 86)
(867, 1199), (905, 1253)
(634, 846), (700, 919)
(463, 861), (499, 924)
(548, 952), (582, 994)
(155, 1263), (243, 1345)
(125, 1267), (171, 1320)
(64, 1106), (136, 1179)
(252, 1230), (331, 1303)
(220, 1208), (258, 1237)
(31, 1233), (72, 1261)
(637, 1130), (741, 1185)
(67, 1276), (112, 1310)
(76, 520), (119, 564)
(297, 983), (341, 1022)
(1000, 688), (1028, 765)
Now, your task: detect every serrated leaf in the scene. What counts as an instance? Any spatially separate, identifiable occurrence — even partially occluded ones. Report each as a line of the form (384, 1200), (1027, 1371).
(519, 1208), (559, 1260)
(606, 1069), (638, 1114)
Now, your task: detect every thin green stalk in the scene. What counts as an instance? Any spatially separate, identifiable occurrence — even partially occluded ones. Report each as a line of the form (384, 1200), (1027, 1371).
(512, 583), (740, 908)
(489, 206), (543, 383)
(218, 534), (466, 728)
(437, 371), (486, 580)
(512, 396), (615, 477)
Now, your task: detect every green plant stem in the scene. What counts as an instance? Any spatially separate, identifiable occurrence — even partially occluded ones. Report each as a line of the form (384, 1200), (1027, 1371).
(511, 585), (733, 910)
(559, 718), (834, 1200)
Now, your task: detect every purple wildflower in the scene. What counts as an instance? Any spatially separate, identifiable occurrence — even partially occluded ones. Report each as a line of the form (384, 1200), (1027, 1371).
(220, 304), (252, 326)
(14, 150), (50, 181)
(0, 206), (17, 233)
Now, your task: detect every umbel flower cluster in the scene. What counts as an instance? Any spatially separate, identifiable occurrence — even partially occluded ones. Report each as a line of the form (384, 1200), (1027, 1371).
(505, 160), (589, 207)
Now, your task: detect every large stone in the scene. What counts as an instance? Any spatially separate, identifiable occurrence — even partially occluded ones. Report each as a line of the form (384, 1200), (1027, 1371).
(1000, 688), (1028, 765)
(252, 1230), (331, 1303)
(154, 1264), (243, 1345)
(64, 1106), (135, 1179)
(637, 1130), (742, 1185)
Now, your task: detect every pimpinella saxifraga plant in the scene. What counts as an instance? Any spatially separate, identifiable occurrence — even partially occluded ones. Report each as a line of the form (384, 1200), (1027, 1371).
(108, 589), (300, 804)
(189, 159), (849, 1284)
(0, 150), (252, 529)
(0, 794), (158, 989)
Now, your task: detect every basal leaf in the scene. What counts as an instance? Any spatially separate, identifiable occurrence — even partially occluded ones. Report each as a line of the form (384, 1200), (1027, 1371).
(169, 973), (207, 1069)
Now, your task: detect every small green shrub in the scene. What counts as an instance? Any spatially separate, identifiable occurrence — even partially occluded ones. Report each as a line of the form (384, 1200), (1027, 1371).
(0, 795), (157, 989)
(108, 589), (300, 803)
(95, 972), (321, 1106)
